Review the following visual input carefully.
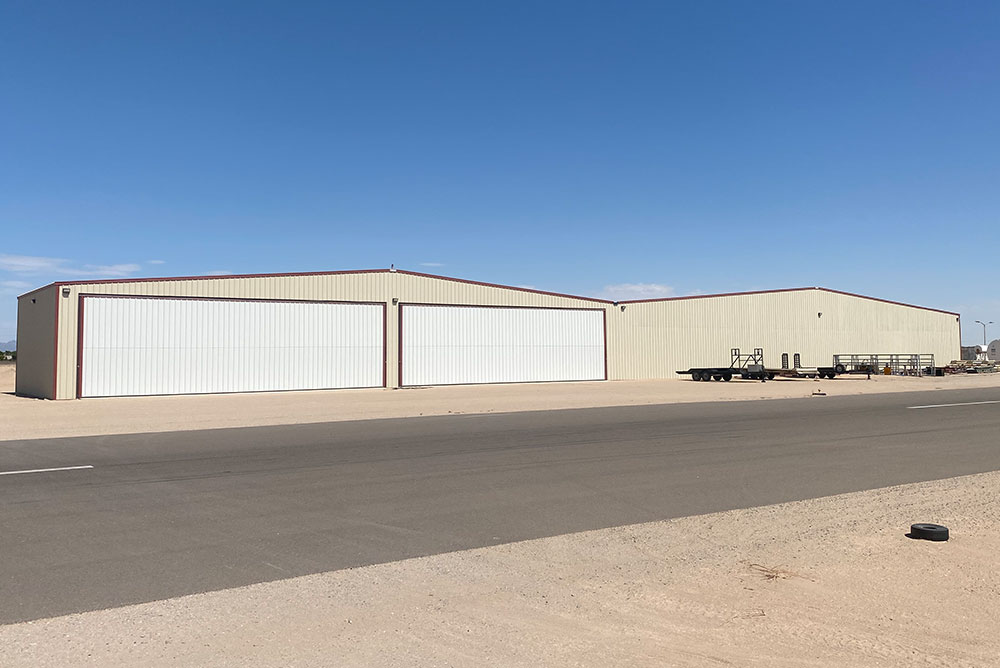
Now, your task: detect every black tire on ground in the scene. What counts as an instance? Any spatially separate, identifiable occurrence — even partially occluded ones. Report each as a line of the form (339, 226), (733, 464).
(909, 523), (949, 541)
(768, 373), (776, 380)
(713, 375), (722, 381)
(698, 371), (709, 381)
(723, 373), (732, 382)
(835, 364), (846, 374)
(691, 372), (700, 381)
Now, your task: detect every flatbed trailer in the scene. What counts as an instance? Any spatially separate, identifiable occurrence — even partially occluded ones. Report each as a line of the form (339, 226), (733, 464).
(677, 348), (769, 382)
(765, 364), (844, 380)
(678, 348), (846, 381)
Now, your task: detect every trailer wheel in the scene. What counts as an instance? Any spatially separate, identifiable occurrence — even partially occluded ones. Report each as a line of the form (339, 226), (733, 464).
(768, 373), (776, 380)
(723, 373), (732, 382)
(712, 375), (722, 381)
(835, 364), (846, 374)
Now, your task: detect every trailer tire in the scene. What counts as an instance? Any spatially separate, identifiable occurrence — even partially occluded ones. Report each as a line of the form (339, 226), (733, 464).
(723, 373), (732, 382)
(768, 373), (776, 380)
(835, 364), (846, 374)
(712, 375), (722, 381)
(909, 523), (949, 541)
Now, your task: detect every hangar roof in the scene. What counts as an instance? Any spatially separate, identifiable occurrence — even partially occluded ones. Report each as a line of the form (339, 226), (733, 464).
(19, 268), (958, 316)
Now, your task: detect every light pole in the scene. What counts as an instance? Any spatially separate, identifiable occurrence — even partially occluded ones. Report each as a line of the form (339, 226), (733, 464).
(974, 320), (993, 346)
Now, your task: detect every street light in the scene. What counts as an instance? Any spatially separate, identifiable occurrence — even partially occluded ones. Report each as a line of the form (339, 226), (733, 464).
(974, 320), (994, 346)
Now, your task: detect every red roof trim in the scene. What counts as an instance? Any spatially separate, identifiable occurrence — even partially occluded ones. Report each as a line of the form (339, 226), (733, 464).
(815, 287), (959, 316)
(395, 269), (612, 304)
(21, 267), (611, 304)
(619, 287), (811, 304)
(16, 270), (956, 315)
(619, 286), (959, 316)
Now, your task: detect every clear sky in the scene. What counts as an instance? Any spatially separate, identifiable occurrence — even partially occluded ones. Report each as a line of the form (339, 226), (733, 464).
(2, 1), (998, 345)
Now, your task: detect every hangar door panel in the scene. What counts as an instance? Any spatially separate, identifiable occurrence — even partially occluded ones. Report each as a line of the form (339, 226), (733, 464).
(80, 296), (384, 397)
(401, 305), (605, 386)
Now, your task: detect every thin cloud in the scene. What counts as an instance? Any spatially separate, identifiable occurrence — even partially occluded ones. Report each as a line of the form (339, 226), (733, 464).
(148, 259), (166, 265)
(1, 280), (32, 296)
(419, 262), (445, 267)
(0, 254), (141, 278)
(599, 282), (676, 301)
(205, 270), (233, 276)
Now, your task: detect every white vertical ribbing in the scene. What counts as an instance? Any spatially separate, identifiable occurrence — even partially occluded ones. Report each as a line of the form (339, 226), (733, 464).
(401, 305), (604, 386)
(80, 297), (384, 397)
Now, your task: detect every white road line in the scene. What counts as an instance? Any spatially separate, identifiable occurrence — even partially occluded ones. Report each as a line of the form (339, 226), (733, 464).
(0, 465), (95, 476)
(908, 400), (1000, 410)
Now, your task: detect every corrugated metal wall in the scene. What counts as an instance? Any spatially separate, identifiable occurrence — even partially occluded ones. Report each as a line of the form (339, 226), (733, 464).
(14, 285), (58, 399)
(605, 289), (959, 380)
(51, 272), (604, 398)
(32, 271), (960, 399)
(401, 305), (605, 386)
(79, 296), (384, 397)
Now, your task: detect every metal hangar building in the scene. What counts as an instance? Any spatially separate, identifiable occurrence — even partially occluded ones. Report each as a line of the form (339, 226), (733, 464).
(15, 268), (959, 399)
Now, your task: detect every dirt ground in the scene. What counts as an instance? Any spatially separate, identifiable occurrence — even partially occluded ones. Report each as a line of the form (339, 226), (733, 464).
(3, 363), (1000, 441)
(2, 470), (996, 667)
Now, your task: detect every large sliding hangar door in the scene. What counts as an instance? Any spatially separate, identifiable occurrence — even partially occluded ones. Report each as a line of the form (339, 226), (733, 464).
(400, 304), (606, 386)
(78, 295), (385, 398)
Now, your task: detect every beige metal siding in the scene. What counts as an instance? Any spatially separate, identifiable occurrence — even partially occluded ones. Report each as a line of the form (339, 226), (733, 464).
(15, 285), (58, 399)
(606, 289), (959, 380)
(40, 272), (960, 398)
(52, 272), (606, 398)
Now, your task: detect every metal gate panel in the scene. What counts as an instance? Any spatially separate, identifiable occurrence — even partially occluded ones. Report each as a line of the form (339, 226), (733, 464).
(401, 305), (605, 386)
(80, 296), (383, 397)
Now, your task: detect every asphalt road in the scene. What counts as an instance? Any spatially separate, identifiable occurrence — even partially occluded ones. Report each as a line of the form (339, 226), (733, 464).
(2, 387), (1000, 624)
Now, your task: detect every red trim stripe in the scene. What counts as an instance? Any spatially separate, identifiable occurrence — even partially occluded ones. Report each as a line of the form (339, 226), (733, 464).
(22, 268), (612, 305)
(618, 286), (959, 316)
(52, 290), (60, 400)
(75, 294), (85, 399)
(21, 269), (957, 319)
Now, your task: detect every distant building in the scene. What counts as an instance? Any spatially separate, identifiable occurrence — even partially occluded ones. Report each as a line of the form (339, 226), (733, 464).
(989, 340), (1000, 361)
(961, 345), (980, 361)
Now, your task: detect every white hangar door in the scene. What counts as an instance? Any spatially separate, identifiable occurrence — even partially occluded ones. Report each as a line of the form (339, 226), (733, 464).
(400, 305), (606, 386)
(79, 296), (384, 397)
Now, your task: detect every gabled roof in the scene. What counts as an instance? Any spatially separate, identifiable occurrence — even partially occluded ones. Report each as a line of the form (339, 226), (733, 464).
(617, 286), (959, 316)
(18, 269), (957, 315)
(18, 268), (613, 304)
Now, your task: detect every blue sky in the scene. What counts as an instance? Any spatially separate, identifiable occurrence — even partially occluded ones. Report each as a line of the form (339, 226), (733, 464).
(2, 1), (998, 345)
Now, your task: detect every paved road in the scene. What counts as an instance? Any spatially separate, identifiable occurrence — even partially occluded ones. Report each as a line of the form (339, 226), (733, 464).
(2, 387), (1000, 623)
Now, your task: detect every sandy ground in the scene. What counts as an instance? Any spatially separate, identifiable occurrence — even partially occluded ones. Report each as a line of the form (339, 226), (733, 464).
(2, 470), (997, 667)
(3, 363), (1000, 441)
